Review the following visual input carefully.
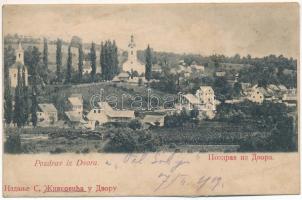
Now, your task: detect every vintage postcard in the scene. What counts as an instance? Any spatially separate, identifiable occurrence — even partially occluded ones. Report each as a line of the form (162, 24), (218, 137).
(2, 3), (300, 197)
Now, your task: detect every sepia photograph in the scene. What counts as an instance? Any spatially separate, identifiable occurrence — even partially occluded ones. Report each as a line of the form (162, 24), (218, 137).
(3, 3), (298, 154)
(2, 2), (300, 197)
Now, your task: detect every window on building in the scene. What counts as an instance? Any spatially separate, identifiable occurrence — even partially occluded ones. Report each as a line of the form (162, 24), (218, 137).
(94, 110), (96, 113)
(98, 110), (100, 113)
(131, 51), (133, 55)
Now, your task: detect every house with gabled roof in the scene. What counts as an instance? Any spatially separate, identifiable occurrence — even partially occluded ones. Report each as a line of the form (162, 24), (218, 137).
(86, 102), (135, 130)
(142, 114), (165, 128)
(37, 103), (58, 125)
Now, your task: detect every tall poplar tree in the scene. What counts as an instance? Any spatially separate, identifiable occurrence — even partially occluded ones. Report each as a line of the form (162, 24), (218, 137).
(56, 39), (62, 82)
(40, 38), (49, 82)
(145, 45), (152, 81)
(43, 38), (48, 70)
(100, 40), (119, 81)
(66, 45), (72, 83)
(4, 79), (13, 124)
(90, 42), (96, 81)
(31, 91), (38, 127)
(78, 43), (84, 81)
(22, 67), (29, 125)
(13, 66), (23, 127)
(112, 40), (119, 78)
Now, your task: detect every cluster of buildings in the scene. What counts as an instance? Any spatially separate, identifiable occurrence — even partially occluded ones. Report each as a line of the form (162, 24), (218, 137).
(178, 86), (219, 119)
(170, 60), (205, 78)
(34, 93), (168, 130)
(241, 83), (297, 106)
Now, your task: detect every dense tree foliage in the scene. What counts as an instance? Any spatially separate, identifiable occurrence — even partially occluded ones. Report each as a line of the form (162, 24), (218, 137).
(4, 80), (13, 124)
(66, 45), (72, 83)
(4, 134), (22, 153)
(56, 39), (62, 82)
(89, 42), (97, 82)
(78, 43), (84, 81)
(100, 40), (119, 81)
(13, 67), (24, 127)
(4, 45), (16, 80)
(145, 45), (153, 81)
(104, 128), (157, 152)
(43, 38), (48, 71)
(215, 101), (296, 151)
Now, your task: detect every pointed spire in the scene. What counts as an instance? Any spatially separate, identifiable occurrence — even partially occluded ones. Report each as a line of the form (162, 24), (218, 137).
(16, 41), (24, 65)
(128, 34), (136, 48)
(18, 42), (22, 50)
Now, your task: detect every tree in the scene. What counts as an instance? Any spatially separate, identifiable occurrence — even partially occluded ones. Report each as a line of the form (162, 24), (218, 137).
(128, 119), (142, 130)
(78, 43), (84, 81)
(13, 66), (23, 127)
(31, 91), (38, 127)
(112, 40), (119, 76)
(100, 42), (105, 79)
(56, 39), (62, 82)
(4, 134), (22, 153)
(43, 38), (48, 71)
(70, 35), (82, 48)
(4, 45), (16, 80)
(90, 42), (97, 81)
(66, 45), (72, 83)
(29, 46), (41, 92)
(100, 40), (119, 81)
(145, 45), (152, 81)
(22, 67), (29, 125)
(4, 80), (13, 124)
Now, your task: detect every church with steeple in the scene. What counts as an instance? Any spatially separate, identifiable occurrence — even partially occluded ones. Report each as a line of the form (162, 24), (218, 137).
(122, 35), (145, 75)
(9, 42), (28, 88)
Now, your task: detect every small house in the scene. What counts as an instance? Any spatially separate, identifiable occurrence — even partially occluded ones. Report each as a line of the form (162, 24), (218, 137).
(37, 103), (58, 125)
(142, 114), (165, 127)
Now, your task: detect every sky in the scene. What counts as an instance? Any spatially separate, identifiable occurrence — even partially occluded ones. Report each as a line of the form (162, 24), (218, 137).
(3, 3), (299, 58)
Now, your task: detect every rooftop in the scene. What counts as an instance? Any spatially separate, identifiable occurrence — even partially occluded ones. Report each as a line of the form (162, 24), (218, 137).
(38, 103), (57, 113)
(106, 110), (135, 118)
(143, 114), (165, 123)
(68, 96), (83, 106)
(183, 94), (200, 105)
(65, 111), (82, 122)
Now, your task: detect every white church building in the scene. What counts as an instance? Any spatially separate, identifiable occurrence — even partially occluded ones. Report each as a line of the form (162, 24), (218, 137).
(122, 35), (145, 75)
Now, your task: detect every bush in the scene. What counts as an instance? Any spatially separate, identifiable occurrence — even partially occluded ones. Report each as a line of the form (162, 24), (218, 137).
(81, 148), (90, 154)
(50, 147), (66, 154)
(104, 128), (157, 153)
(128, 119), (142, 130)
(4, 134), (22, 154)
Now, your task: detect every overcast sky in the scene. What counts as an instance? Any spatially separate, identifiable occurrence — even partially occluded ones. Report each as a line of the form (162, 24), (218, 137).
(3, 3), (299, 58)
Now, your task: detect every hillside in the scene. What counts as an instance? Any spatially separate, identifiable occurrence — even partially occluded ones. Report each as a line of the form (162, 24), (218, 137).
(41, 82), (177, 118)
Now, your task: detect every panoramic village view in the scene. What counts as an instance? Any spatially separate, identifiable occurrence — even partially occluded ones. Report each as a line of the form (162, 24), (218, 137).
(3, 32), (297, 154)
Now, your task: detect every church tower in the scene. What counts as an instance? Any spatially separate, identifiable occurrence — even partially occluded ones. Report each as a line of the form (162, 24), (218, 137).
(8, 42), (28, 88)
(128, 35), (136, 65)
(122, 35), (145, 75)
(16, 42), (24, 65)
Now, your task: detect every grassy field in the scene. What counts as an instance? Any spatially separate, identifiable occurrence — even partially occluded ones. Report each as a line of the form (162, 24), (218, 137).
(4, 120), (270, 153)
(42, 82), (177, 114)
(151, 121), (270, 146)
